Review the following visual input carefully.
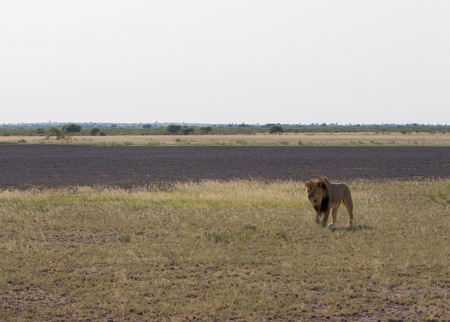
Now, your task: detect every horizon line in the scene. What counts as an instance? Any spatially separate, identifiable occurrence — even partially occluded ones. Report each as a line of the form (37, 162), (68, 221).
(1, 122), (449, 127)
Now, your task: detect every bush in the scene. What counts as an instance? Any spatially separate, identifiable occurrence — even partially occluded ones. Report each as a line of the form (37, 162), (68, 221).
(63, 123), (82, 133)
(167, 125), (182, 134)
(48, 127), (65, 140)
(182, 127), (194, 135)
(90, 128), (100, 136)
(200, 126), (213, 134)
(269, 125), (284, 134)
(36, 128), (45, 135)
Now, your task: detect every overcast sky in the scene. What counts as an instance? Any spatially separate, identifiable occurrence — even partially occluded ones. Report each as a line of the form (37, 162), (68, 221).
(1, 1), (449, 125)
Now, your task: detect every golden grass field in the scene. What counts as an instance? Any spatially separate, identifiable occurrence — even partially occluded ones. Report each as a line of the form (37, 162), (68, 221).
(1, 180), (449, 321)
(1, 132), (450, 146)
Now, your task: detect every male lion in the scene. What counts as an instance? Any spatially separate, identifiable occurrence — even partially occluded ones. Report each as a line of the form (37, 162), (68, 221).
(305, 177), (353, 227)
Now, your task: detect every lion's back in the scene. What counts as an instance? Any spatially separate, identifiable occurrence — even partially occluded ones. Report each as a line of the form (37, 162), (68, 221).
(328, 183), (350, 205)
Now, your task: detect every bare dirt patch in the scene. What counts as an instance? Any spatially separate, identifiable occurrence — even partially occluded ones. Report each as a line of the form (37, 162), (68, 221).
(0, 284), (76, 317)
(0, 145), (449, 189)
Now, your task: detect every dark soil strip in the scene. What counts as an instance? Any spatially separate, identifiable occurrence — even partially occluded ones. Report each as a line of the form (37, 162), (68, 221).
(0, 145), (449, 188)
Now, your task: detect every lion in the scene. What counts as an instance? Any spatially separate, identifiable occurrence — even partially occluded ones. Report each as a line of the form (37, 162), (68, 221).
(305, 177), (353, 227)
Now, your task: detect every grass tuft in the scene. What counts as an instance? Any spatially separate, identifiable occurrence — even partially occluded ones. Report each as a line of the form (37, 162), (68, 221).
(204, 231), (232, 244)
(242, 222), (257, 231)
(118, 234), (131, 243)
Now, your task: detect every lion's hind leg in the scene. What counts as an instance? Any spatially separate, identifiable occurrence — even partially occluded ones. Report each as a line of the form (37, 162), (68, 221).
(343, 188), (354, 226)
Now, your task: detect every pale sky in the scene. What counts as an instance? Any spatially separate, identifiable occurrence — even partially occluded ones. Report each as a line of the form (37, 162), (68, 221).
(1, 1), (449, 125)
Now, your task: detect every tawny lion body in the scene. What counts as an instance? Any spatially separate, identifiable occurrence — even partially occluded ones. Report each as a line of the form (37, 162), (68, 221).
(305, 177), (353, 227)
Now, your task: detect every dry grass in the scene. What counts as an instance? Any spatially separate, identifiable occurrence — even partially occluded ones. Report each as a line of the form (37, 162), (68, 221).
(0, 180), (449, 321)
(1, 132), (450, 146)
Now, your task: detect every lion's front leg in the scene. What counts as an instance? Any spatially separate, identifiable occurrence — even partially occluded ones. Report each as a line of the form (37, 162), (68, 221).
(328, 208), (338, 227)
(315, 212), (322, 224)
(321, 209), (330, 227)
(313, 205), (322, 225)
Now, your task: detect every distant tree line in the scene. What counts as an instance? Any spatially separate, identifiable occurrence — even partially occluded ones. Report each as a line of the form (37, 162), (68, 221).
(0, 123), (449, 137)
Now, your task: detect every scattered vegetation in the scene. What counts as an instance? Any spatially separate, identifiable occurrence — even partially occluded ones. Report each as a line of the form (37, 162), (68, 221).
(0, 180), (448, 321)
(427, 185), (450, 205)
(1, 132), (449, 146)
(166, 125), (195, 135)
(1, 124), (449, 137)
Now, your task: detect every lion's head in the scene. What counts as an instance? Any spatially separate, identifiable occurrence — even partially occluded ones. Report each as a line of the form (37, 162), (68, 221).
(305, 177), (329, 210)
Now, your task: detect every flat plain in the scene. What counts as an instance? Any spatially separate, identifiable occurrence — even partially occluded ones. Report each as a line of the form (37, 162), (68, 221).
(0, 180), (449, 321)
(0, 135), (449, 321)
(1, 132), (450, 146)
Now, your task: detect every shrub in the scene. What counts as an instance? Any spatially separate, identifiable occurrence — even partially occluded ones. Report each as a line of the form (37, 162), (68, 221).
(36, 128), (45, 135)
(242, 223), (257, 231)
(90, 128), (100, 136)
(119, 234), (131, 244)
(200, 126), (213, 134)
(269, 125), (284, 134)
(182, 127), (194, 135)
(167, 125), (182, 134)
(48, 127), (65, 140)
(63, 123), (82, 133)
(204, 231), (231, 244)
